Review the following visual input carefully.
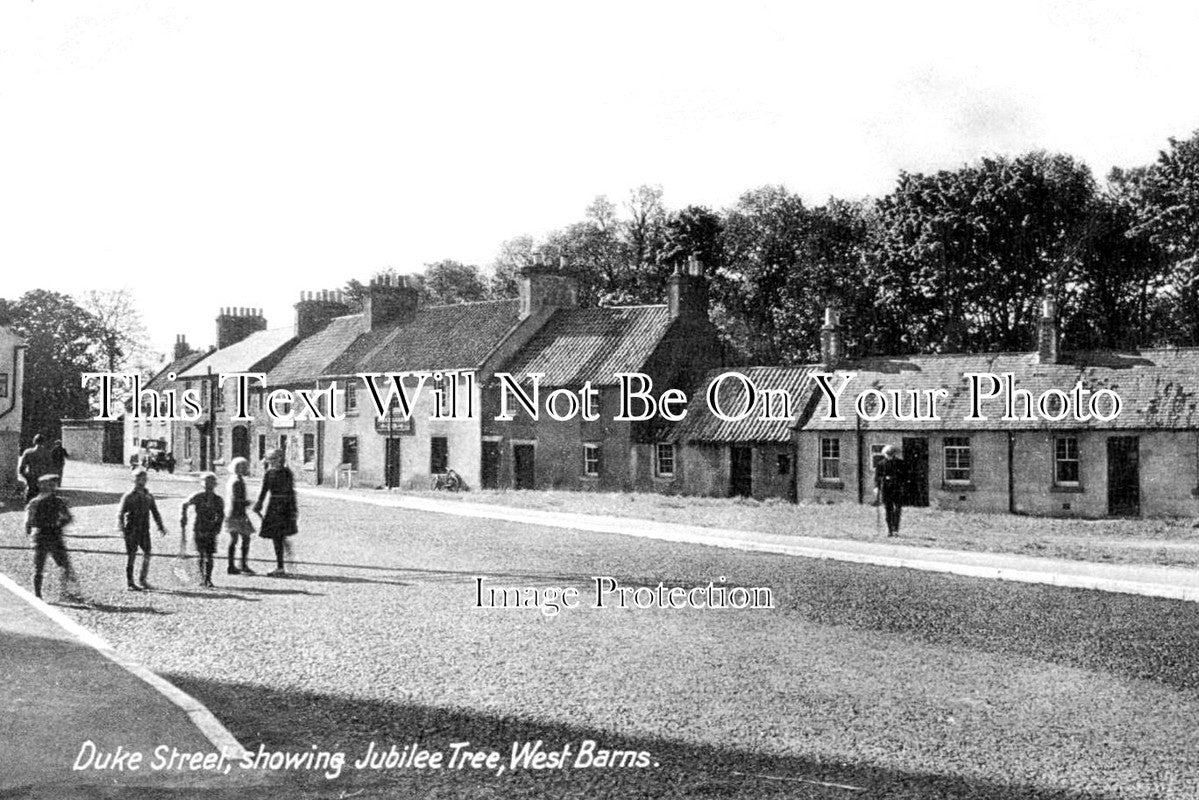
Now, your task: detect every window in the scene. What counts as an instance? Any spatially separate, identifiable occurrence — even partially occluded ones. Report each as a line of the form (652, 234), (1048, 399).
(430, 436), (448, 474)
(258, 434), (267, 462)
(587, 389), (601, 418)
(777, 454), (792, 475)
(303, 433), (316, 466)
(341, 436), (359, 469)
(345, 383), (358, 413)
(819, 437), (841, 481)
(214, 382), (225, 411)
(0, 371), (9, 397)
(435, 376), (450, 416)
(943, 436), (971, 483)
(655, 443), (675, 478)
(583, 443), (601, 476)
(278, 435), (287, 455)
(216, 428), (225, 460)
(1055, 436), (1080, 485)
(184, 428), (193, 459)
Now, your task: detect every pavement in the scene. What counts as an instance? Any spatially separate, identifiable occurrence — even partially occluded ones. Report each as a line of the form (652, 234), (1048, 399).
(4, 462), (1199, 795)
(0, 510), (248, 796)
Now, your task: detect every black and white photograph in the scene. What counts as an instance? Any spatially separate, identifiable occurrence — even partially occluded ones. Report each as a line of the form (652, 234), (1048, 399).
(3, 2), (1199, 798)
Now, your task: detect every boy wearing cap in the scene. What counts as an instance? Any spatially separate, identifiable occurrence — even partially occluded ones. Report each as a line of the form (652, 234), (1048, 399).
(117, 468), (167, 591)
(181, 473), (225, 588)
(25, 474), (78, 600)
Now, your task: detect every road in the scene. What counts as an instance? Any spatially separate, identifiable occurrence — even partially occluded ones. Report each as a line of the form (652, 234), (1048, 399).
(2, 462), (1197, 799)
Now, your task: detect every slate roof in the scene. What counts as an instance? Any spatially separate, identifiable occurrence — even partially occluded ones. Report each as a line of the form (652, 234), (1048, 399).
(500, 305), (675, 386)
(178, 327), (297, 379)
(798, 349), (1199, 431)
(266, 314), (364, 386)
(144, 350), (207, 393)
(669, 366), (816, 443)
(323, 300), (521, 376)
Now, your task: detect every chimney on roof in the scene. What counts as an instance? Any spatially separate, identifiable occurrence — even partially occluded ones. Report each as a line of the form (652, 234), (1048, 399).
(364, 273), (420, 332)
(519, 258), (578, 320)
(820, 306), (844, 368)
(295, 289), (352, 339)
(172, 334), (192, 361)
(215, 306), (267, 349)
(1037, 294), (1059, 364)
(668, 255), (710, 323)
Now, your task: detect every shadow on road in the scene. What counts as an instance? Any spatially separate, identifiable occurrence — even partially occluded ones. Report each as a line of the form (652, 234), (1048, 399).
(158, 673), (1114, 800)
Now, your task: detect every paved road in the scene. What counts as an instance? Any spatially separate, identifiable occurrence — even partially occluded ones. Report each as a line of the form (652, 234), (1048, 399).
(2, 463), (1198, 799)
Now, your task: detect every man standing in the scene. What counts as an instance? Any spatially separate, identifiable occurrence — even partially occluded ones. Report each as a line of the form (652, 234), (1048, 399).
(874, 444), (906, 537)
(17, 435), (54, 504)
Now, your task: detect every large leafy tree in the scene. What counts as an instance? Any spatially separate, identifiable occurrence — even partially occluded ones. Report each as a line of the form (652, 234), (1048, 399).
(413, 260), (490, 305)
(0, 290), (108, 443)
(873, 152), (1095, 353)
(1117, 130), (1199, 342)
(717, 185), (810, 363)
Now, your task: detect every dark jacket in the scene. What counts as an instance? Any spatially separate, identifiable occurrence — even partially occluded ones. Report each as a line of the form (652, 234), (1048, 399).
(27, 493), (72, 535)
(254, 467), (297, 540)
(182, 491), (226, 535)
(874, 457), (906, 500)
(118, 488), (165, 536)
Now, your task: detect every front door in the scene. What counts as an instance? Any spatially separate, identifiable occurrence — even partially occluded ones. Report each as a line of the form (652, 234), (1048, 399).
(513, 444), (535, 490)
(901, 437), (929, 507)
(481, 441), (501, 489)
(384, 438), (402, 489)
(1107, 436), (1140, 517)
(231, 425), (250, 460)
(730, 446), (753, 498)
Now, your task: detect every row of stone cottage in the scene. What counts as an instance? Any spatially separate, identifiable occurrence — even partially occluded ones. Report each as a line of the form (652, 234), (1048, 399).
(125, 266), (1199, 519)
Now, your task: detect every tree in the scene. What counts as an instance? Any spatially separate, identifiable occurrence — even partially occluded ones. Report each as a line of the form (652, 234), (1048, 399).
(413, 260), (490, 305)
(873, 152), (1095, 353)
(717, 185), (810, 362)
(487, 235), (536, 299)
(77, 288), (154, 372)
(0, 290), (108, 443)
(1117, 130), (1199, 342)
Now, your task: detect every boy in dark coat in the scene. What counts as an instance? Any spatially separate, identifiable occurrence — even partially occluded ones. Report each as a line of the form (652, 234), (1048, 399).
(182, 473), (225, 588)
(117, 468), (167, 591)
(25, 475), (79, 600)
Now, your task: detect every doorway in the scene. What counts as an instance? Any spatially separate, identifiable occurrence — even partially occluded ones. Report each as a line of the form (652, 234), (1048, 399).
(384, 438), (402, 489)
(481, 441), (501, 489)
(231, 425), (250, 460)
(730, 446), (753, 497)
(901, 437), (929, 507)
(513, 444), (535, 490)
(1107, 436), (1140, 517)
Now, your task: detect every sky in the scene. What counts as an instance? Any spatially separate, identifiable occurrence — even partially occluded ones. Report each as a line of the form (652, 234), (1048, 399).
(2, 0), (1197, 363)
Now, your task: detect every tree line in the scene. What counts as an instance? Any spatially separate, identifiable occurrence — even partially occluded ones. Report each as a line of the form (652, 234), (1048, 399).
(389, 129), (1199, 366)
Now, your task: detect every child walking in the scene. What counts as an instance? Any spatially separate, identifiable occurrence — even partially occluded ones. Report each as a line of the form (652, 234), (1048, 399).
(225, 457), (255, 574)
(181, 473), (225, 588)
(25, 474), (79, 600)
(253, 448), (298, 577)
(117, 467), (167, 591)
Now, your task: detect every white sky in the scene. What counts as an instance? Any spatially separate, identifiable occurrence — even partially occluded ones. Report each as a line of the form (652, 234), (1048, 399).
(2, 0), (1197, 362)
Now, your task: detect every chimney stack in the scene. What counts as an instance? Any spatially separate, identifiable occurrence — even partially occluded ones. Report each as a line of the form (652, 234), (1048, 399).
(215, 307), (267, 350)
(1037, 295), (1059, 364)
(519, 260), (578, 320)
(363, 273), (420, 332)
(295, 288), (352, 338)
(820, 306), (844, 368)
(172, 334), (191, 361)
(667, 255), (710, 323)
